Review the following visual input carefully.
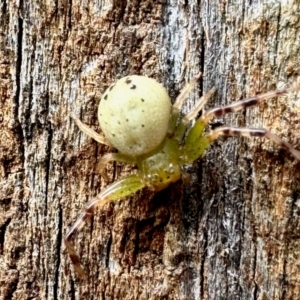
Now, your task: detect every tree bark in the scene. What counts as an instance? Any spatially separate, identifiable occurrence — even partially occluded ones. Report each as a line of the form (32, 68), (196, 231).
(1, 1), (300, 299)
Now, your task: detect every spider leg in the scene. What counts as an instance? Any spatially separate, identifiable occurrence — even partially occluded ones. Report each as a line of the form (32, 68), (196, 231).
(206, 126), (300, 160)
(200, 85), (300, 123)
(172, 72), (202, 112)
(173, 87), (216, 142)
(65, 174), (145, 279)
(169, 73), (202, 132)
(180, 119), (210, 164)
(70, 113), (112, 146)
(181, 87), (216, 125)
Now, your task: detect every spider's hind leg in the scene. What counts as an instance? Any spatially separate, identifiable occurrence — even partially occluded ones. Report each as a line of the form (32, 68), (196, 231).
(172, 86), (216, 141)
(70, 113), (112, 146)
(206, 126), (300, 160)
(169, 73), (203, 134)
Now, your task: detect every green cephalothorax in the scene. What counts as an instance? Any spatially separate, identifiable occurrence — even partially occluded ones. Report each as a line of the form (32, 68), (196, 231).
(137, 138), (181, 190)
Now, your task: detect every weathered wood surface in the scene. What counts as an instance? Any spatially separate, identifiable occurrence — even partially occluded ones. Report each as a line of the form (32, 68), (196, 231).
(1, 1), (300, 299)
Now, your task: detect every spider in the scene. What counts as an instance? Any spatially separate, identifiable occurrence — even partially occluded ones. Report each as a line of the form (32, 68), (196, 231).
(65, 74), (300, 278)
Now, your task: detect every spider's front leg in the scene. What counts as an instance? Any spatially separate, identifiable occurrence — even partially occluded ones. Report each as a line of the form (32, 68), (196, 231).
(206, 126), (300, 160)
(200, 84), (300, 123)
(65, 175), (145, 279)
(180, 84), (300, 163)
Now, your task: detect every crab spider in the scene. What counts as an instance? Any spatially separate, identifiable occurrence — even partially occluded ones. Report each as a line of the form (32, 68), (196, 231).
(65, 74), (300, 278)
